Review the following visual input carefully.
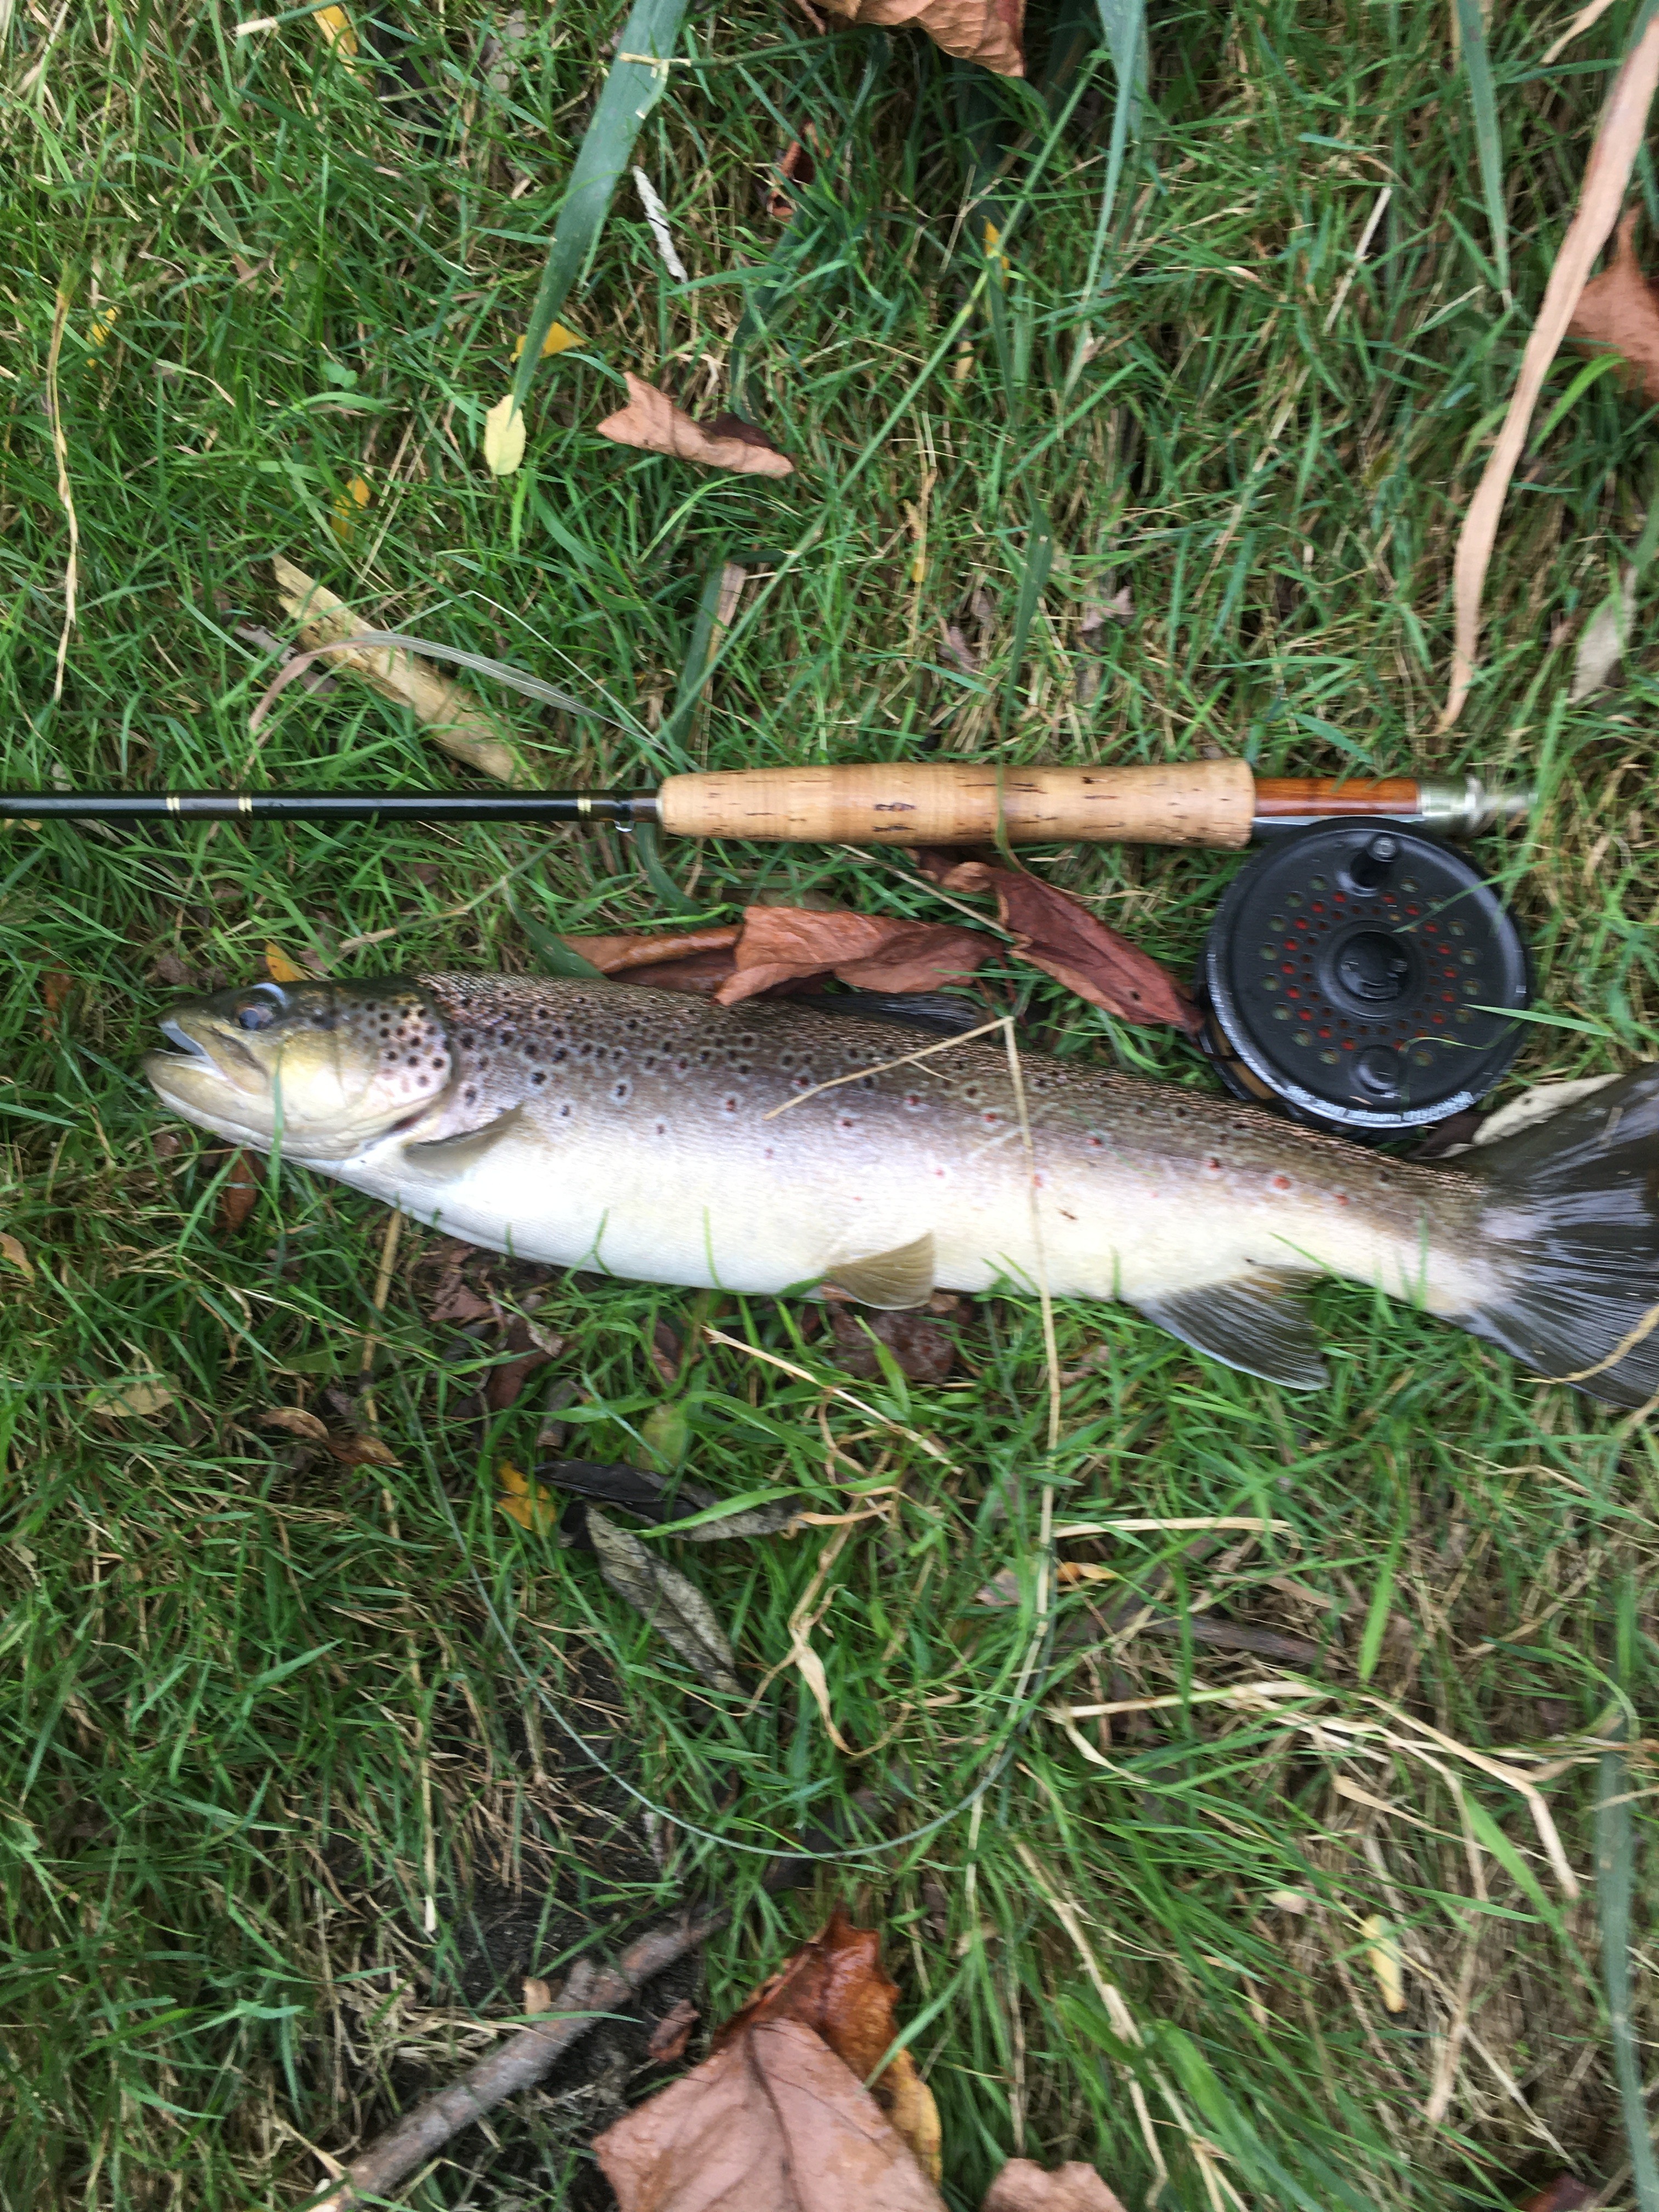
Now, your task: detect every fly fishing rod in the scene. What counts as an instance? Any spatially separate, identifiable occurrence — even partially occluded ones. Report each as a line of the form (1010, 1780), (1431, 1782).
(0, 760), (1531, 847)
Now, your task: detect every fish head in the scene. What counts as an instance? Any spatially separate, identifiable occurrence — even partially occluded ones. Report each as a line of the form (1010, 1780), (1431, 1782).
(144, 978), (452, 1159)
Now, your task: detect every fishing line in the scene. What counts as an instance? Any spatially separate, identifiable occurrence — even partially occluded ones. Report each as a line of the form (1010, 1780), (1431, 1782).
(427, 1446), (1062, 1867)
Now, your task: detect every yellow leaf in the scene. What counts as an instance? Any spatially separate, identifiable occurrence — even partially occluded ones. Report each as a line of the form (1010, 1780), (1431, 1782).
(1359, 1914), (1406, 2012)
(982, 219), (1011, 276)
(89, 306), (120, 347)
(523, 1976), (554, 2013)
(497, 1460), (558, 1534)
(0, 1232), (33, 1283)
(482, 393), (526, 477)
(330, 473), (371, 543)
(88, 1375), (176, 1419)
(512, 321), (582, 362)
(313, 4), (359, 57)
(264, 943), (308, 984)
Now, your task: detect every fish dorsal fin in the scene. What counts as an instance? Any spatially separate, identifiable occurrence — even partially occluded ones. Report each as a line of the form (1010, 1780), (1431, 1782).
(399, 1105), (523, 1178)
(822, 1233), (936, 1311)
(1134, 1271), (1328, 1391)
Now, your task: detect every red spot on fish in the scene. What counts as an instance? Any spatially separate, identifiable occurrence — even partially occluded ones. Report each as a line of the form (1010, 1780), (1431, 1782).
(1204, 1156), (1222, 1175)
(1271, 1173), (1291, 1193)
(1334, 1190), (1350, 1205)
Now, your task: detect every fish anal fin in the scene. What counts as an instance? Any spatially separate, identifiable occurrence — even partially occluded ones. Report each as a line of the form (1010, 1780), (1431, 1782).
(400, 1105), (523, 1178)
(1135, 1271), (1328, 1391)
(822, 1232), (936, 1311)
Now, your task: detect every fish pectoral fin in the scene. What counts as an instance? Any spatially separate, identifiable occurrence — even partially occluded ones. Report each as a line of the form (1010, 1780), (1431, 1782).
(1133, 1271), (1328, 1392)
(822, 1232), (936, 1311)
(398, 1105), (523, 1178)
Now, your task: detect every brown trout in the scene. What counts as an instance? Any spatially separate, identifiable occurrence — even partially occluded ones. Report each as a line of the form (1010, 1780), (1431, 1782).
(144, 972), (1659, 1403)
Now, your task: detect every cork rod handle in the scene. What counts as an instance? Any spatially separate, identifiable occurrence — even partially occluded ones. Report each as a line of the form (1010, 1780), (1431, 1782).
(656, 759), (1256, 849)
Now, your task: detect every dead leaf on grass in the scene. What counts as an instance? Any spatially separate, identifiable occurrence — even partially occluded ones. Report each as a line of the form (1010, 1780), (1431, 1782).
(821, 0), (1023, 76)
(716, 1910), (942, 2185)
(326, 1432), (399, 1469)
(523, 1975), (555, 2014)
(262, 1407), (331, 1444)
(87, 1375), (176, 1419)
(0, 1232), (34, 1283)
(1567, 208), (1659, 399)
(498, 1459), (560, 1534)
(981, 2162), (1128, 2212)
(270, 557), (524, 785)
(1358, 1914), (1406, 2012)
(1569, 564), (1638, 700)
(597, 2015), (945, 2212)
(714, 906), (988, 1007)
(768, 134), (817, 221)
(647, 1997), (699, 2063)
(596, 374), (795, 478)
(219, 1147), (266, 1234)
(330, 473), (371, 544)
(563, 926), (742, 976)
(586, 1506), (740, 1693)
(916, 856), (1200, 1032)
(827, 1305), (958, 1385)
(41, 969), (72, 1039)
(482, 393), (527, 477)
(263, 943), (309, 984)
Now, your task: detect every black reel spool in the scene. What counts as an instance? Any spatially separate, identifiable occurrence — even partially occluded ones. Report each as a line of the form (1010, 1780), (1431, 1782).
(1198, 819), (1531, 1137)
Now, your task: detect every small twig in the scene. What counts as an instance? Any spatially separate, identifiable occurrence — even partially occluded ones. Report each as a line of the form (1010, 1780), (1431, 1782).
(300, 1907), (725, 2212)
(45, 285), (78, 702)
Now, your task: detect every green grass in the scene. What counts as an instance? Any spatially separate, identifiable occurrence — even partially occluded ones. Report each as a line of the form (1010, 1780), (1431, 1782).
(3, 0), (1659, 2207)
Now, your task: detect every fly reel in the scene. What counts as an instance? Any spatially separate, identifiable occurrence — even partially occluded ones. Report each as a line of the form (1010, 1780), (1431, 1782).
(1198, 819), (1531, 1136)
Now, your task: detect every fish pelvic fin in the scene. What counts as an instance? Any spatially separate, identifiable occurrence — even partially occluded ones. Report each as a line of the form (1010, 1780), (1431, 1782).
(399, 1104), (523, 1178)
(1135, 1271), (1328, 1392)
(1455, 1060), (1659, 1406)
(822, 1233), (936, 1311)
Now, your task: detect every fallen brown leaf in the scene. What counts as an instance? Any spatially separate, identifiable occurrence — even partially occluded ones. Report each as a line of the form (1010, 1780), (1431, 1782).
(768, 133), (817, 221)
(498, 1459), (560, 1534)
(427, 1275), (496, 1328)
(647, 1997), (699, 2063)
(263, 943), (309, 984)
(485, 1313), (563, 1413)
(981, 2162), (1128, 2212)
(0, 1231), (33, 1283)
(596, 2016), (944, 2212)
(821, 0), (1022, 76)
(714, 905), (988, 1008)
(828, 1305), (958, 1385)
(1568, 208), (1659, 398)
(596, 374), (795, 478)
(562, 926), (742, 974)
(523, 1976), (555, 2014)
(261, 1407), (331, 1445)
(87, 1375), (176, 1419)
(916, 856), (1199, 1032)
(715, 1910), (941, 2183)
(326, 1432), (399, 1469)
(270, 557), (524, 784)
(1519, 2180), (1595, 2212)
(219, 1147), (266, 1234)
(41, 968), (72, 1039)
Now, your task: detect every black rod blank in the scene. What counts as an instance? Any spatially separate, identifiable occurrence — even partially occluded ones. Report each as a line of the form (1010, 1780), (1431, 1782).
(0, 791), (657, 826)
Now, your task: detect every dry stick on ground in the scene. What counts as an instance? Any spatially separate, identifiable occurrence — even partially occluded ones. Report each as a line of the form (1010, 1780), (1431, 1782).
(44, 285), (77, 702)
(1442, 12), (1659, 726)
(300, 1906), (726, 2212)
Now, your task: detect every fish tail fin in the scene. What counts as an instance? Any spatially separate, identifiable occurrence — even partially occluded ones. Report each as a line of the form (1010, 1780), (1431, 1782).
(1458, 1064), (1659, 1405)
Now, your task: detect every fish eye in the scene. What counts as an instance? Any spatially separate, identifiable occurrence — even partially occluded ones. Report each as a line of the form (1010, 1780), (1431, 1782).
(233, 985), (286, 1031)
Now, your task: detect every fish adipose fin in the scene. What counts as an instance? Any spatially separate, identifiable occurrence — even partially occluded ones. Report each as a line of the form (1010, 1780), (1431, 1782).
(823, 1233), (936, 1311)
(399, 1106), (523, 1177)
(1135, 1272), (1329, 1391)
(1457, 1062), (1659, 1406)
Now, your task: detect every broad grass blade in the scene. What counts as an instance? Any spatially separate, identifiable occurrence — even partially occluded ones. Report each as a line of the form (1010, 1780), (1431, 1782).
(510, 0), (690, 415)
(1452, 0), (1510, 300)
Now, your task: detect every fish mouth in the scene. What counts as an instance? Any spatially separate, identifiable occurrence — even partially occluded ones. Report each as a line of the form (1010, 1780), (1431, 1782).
(150, 1015), (266, 1084)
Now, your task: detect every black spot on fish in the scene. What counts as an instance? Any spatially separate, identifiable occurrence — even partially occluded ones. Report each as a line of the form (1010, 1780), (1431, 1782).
(531, 1071), (546, 1087)
(612, 1080), (633, 1104)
